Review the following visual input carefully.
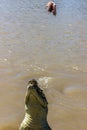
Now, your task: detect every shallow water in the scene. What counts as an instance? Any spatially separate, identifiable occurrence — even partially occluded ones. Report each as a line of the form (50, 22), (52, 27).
(0, 0), (87, 130)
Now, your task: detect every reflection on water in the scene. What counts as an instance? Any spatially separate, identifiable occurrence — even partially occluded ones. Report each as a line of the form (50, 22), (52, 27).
(0, 0), (87, 130)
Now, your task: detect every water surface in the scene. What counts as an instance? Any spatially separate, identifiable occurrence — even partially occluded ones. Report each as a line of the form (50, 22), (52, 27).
(0, 0), (87, 130)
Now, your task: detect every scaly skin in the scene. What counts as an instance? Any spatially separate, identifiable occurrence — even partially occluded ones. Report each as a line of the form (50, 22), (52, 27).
(19, 79), (51, 130)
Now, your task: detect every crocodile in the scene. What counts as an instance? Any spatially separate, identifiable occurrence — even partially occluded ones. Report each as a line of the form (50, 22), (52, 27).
(19, 79), (52, 130)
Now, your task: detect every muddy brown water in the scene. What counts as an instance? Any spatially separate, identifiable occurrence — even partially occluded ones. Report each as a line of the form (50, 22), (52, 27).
(0, 0), (87, 130)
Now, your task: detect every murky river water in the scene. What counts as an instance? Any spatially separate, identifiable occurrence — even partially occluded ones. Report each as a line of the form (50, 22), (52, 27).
(0, 0), (87, 130)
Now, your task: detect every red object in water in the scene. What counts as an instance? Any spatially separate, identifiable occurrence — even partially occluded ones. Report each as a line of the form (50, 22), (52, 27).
(46, 1), (56, 15)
